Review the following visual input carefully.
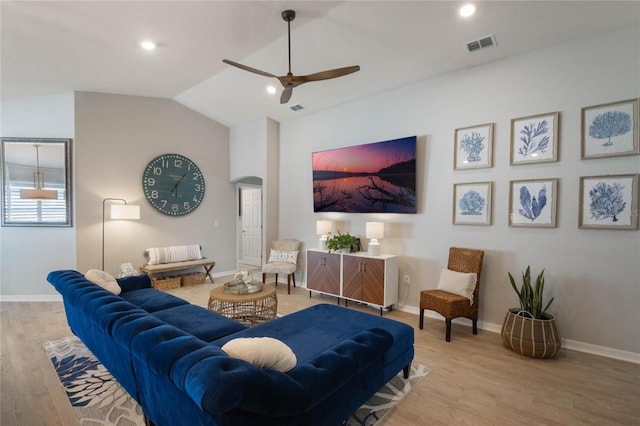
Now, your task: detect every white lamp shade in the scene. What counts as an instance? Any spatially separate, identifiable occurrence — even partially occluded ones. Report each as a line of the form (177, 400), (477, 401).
(110, 204), (140, 220)
(316, 220), (333, 235)
(366, 222), (384, 240)
(20, 188), (58, 200)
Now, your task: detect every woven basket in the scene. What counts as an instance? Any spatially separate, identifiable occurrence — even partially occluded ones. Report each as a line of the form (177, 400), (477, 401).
(501, 308), (561, 359)
(181, 272), (206, 286)
(151, 276), (181, 291)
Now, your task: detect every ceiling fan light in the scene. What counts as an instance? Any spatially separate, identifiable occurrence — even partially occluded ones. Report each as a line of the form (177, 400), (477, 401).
(266, 85), (277, 94)
(140, 40), (156, 51)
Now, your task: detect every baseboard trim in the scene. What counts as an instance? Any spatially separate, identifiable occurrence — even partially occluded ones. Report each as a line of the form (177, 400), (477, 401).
(395, 304), (639, 364)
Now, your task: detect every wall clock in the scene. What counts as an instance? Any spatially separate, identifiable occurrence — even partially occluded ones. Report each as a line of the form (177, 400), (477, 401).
(142, 153), (205, 216)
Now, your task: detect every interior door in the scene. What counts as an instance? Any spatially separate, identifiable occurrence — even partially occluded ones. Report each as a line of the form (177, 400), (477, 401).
(240, 186), (262, 267)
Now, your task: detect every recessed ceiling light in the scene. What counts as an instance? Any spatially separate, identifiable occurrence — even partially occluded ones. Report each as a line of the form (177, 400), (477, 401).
(459, 4), (476, 18)
(266, 85), (277, 95)
(140, 41), (157, 51)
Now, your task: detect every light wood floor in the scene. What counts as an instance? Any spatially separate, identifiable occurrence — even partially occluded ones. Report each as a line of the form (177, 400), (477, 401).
(2, 280), (639, 425)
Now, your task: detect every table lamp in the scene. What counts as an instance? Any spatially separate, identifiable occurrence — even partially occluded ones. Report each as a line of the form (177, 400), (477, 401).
(366, 222), (384, 256)
(316, 220), (333, 249)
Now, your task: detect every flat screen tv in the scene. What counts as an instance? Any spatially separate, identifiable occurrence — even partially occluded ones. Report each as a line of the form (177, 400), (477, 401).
(312, 136), (417, 213)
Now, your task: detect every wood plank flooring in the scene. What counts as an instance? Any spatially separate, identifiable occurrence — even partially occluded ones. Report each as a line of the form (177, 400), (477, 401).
(2, 280), (639, 425)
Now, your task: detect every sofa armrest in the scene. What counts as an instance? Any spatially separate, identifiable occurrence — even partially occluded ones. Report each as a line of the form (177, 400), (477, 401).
(117, 274), (151, 292)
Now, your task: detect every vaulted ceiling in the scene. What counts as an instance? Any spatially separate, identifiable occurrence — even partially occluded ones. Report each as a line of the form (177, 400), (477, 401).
(2, 1), (639, 127)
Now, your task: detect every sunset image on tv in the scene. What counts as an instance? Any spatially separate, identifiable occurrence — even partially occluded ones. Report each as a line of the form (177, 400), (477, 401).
(312, 136), (417, 213)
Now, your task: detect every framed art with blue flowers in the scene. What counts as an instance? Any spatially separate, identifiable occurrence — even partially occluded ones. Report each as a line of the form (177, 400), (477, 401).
(579, 174), (638, 230)
(510, 112), (559, 165)
(454, 123), (494, 170)
(453, 181), (493, 225)
(509, 178), (558, 227)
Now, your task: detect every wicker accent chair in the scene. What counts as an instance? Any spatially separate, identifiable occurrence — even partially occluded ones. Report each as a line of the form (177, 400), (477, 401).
(262, 239), (300, 294)
(419, 247), (485, 342)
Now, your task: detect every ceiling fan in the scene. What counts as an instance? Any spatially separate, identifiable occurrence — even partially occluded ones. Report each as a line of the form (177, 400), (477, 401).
(223, 10), (360, 104)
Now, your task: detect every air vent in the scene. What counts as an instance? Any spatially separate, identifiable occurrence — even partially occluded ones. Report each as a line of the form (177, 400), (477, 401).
(290, 104), (304, 111)
(466, 34), (497, 52)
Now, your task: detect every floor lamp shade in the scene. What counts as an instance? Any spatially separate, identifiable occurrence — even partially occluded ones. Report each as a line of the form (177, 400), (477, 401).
(366, 222), (384, 256)
(111, 204), (140, 220)
(102, 198), (140, 271)
(316, 220), (333, 249)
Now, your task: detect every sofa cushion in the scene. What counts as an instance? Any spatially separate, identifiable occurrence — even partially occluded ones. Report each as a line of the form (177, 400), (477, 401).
(85, 269), (121, 295)
(120, 288), (188, 312)
(222, 337), (297, 372)
(153, 304), (246, 342)
(117, 274), (152, 292)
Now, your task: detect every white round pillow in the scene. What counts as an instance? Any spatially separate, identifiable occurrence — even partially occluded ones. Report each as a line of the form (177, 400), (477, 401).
(85, 269), (121, 295)
(221, 337), (297, 372)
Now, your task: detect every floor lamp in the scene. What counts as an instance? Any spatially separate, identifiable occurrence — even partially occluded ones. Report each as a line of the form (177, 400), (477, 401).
(102, 198), (140, 271)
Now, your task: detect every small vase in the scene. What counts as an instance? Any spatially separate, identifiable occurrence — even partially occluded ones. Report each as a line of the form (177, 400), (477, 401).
(501, 308), (561, 359)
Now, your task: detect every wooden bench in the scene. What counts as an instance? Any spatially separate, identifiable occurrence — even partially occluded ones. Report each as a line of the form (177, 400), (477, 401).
(140, 258), (215, 283)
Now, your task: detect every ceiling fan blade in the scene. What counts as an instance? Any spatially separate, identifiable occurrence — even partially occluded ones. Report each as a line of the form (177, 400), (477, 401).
(299, 65), (361, 83)
(280, 87), (293, 104)
(222, 59), (277, 78)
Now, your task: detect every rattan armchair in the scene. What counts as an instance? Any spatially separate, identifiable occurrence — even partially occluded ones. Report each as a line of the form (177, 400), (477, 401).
(419, 247), (485, 342)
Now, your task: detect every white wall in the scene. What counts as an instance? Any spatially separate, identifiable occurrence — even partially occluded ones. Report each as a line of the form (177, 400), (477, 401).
(278, 25), (640, 355)
(0, 93), (76, 298)
(74, 92), (236, 277)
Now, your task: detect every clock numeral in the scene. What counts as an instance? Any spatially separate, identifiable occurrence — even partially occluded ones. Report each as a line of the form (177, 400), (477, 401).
(153, 166), (162, 175)
(175, 159), (183, 168)
(160, 200), (167, 208)
(192, 172), (200, 180)
(172, 204), (179, 212)
(145, 177), (155, 186)
(192, 195), (199, 202)
(183, 202), (190, 210)
(151, 190), (159, 199)
(195, 184), (202, 192)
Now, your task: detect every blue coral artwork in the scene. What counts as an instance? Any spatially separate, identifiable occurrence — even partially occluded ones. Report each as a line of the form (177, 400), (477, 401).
(580, 174), (639, 229)
(509, 179), (557, 227)
(581, 99), (639, 159)
(511, 112), (559, 165)
(453, 182), (492, 225)
(454, 123), (494, 170)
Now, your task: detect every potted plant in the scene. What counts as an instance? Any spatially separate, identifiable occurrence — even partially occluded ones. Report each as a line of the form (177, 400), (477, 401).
(501, 266), (561, 359)
(326, 232), (359, 253)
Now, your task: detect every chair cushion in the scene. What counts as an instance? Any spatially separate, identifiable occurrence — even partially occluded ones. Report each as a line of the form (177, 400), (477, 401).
(221, 337), (297, 372)
(436, 268), (476, 304)
(85, 269), (121, 295)
(268, 249), (298, 264)
(262, 261), (296, 274)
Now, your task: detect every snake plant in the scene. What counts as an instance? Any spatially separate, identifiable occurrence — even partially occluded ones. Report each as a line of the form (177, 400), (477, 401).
(508, 266), (554, 319)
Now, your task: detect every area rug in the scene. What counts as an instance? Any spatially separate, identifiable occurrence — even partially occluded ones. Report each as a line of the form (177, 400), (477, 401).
(44, 336), (429, 426)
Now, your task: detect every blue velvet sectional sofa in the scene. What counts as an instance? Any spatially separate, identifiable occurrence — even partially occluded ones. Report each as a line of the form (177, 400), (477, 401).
(48, 270), (414, 426)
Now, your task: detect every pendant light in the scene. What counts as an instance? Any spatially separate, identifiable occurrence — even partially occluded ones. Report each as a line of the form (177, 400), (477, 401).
(20, 144), (58, 200)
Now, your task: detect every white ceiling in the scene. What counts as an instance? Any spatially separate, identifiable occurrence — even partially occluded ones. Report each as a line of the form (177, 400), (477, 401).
(2, 1), (639, 127)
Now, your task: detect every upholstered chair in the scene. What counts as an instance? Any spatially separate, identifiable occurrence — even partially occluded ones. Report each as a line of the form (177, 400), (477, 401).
(419, 247), (485, 342)
(262, 239), (300, 294)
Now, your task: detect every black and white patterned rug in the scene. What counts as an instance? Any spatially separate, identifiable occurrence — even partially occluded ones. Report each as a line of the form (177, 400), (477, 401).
(44, 336), (429, 426)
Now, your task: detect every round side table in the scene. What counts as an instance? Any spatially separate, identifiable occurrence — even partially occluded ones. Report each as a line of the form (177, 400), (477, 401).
(208, 284), (277, 326)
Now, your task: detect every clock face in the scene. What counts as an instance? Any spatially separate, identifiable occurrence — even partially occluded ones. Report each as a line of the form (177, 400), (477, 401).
(142, 154), (205, 216)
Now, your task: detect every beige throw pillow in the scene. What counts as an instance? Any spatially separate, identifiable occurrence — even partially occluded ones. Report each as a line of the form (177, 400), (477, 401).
(85, 269), (121, 295)
(436, 268), (477, 304)
(221, 337), (297, 372)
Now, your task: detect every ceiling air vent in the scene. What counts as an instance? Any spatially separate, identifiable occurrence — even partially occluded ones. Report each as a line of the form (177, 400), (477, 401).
(466, 34), (497, 52)
(290, 104), (304, 111)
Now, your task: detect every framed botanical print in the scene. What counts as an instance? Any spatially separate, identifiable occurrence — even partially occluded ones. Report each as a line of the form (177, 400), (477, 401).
(509, 178), (558, 227)
(453, 182), (492, 225)
(581, 98), (639, 159)
(454, 123), (494, 170)
(510, 112), (559, 165)
(579, 174), (638, 230)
